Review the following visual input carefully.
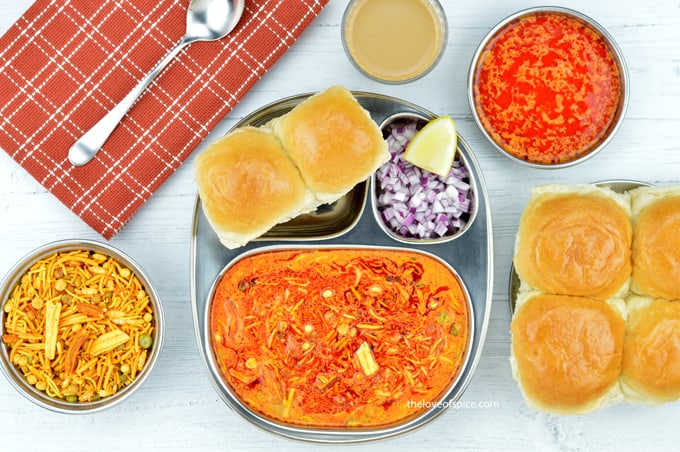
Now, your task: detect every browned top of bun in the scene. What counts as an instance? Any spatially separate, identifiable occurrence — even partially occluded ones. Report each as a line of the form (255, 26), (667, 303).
(622, 298), (680, 403)
(194, 127), (311, 247)
(272, 85), (389, 201)
(511, 294), (624, 414)
(514, 190), (631, 299)
(632, 196), (680, 299)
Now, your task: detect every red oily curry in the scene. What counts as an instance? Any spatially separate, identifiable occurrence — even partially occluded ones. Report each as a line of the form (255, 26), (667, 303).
(473, 11), (622, 164)
(209, 248), (470, 427)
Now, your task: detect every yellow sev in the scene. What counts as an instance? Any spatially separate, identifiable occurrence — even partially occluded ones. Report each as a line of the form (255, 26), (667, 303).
(2, 249), (155, 403)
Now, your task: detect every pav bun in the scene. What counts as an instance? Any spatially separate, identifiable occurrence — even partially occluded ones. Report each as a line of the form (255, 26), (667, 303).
(194, 127), (315, 249)
(510, 293), (625, 415)
(271, 85), (389, 203)
(630, 187), (680, 299)
(621, 296), (680, 404)
(195, 86), (389, 249)
(513, 184), (632, 300)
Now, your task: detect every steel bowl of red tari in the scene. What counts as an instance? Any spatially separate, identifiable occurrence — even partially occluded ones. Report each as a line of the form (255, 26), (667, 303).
(205, 247), (473, 436)
(468, 6), (628, 168)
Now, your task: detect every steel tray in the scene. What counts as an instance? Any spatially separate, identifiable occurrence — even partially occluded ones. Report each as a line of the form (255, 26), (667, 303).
(190, 91), (494, 443)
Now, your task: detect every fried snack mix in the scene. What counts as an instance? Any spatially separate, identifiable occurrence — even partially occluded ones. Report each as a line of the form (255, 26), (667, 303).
(2, 249), (155, 403)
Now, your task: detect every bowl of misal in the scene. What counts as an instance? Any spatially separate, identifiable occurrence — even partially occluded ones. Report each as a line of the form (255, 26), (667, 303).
(341, 0), (448, 84)
(205, 246), (473, 441)
(372, 113), (477, 244)
(0, 240), (164, 413)
(468, 6), (629, 168)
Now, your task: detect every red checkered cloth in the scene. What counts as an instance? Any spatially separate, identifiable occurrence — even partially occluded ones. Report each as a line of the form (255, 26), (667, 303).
(0, 0), (328, 238)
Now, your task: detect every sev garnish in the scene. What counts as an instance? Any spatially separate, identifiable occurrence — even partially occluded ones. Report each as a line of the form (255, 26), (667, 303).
(2, 249), (155, 403)
(209, 249), (470, 427)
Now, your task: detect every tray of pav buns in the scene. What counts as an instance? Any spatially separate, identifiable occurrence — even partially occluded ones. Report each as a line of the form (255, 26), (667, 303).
(510, 181), (680, 415)
(189, 85), (493, 442)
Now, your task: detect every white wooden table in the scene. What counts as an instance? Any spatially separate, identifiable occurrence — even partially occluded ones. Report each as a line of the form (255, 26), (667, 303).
(1, 1), (679, 450)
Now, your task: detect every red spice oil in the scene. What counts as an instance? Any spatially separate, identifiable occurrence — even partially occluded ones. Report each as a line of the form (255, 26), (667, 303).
(472, 11), (622, 165)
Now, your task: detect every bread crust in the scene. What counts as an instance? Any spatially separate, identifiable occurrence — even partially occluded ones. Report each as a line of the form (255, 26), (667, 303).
(194, 127), (315, 249)
(511, 294), (625, 414)
(513, 184), (632, 300)
(271, 85), (389, 203)
(630, 187), (680, 298)
(621, 296), (680, 404)
(194, 86), (388, 249)
(512, 183), (680, 413)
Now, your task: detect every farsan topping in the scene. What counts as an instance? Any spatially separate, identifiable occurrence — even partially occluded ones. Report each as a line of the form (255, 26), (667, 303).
(2, 249), (155, 403)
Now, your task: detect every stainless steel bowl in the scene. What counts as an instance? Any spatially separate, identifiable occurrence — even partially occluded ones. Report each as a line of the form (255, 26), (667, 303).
(0, 239), (164, 413)
(372, 112), (479, 245)
(203, 244), (474, 443)
(467, 6), (629, 168)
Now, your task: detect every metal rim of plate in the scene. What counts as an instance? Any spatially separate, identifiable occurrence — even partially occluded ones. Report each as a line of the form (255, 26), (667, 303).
(190, 91), (494, 443)
(508, 179), (652, 315)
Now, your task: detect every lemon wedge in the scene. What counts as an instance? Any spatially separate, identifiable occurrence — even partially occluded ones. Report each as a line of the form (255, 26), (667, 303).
(403, 116), (458, 177)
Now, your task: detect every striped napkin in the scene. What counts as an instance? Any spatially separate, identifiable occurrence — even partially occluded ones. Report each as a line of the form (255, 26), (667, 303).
(0, 0), (328, 238)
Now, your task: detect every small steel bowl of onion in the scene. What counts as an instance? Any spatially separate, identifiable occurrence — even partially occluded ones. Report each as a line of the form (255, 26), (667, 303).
(372, 112), (478, 244)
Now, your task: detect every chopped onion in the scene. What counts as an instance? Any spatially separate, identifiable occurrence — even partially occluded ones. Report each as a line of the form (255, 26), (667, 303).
(375, 119), (474, 240)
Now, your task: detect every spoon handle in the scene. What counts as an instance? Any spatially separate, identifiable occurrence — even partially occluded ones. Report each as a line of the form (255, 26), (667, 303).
(68, 39), (189, 166)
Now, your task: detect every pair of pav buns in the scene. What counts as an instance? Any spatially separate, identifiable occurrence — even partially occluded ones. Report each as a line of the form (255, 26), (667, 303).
(511, 184), (680, 414)
(194, 86), (389, 249)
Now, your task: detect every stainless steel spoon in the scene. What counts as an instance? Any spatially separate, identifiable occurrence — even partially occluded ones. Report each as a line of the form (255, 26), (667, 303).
(68, 0), (245, 166)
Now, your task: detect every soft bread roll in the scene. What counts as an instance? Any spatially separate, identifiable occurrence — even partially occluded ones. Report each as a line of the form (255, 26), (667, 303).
(510, 294), (625, 415)
(271, 85), (390, 203)
(194, 127), (315, 249)
(621, 296), (680, 404)
(195, 86), (389, 249)
(630, 186), (680, 299)
(513, 184), (632, 300)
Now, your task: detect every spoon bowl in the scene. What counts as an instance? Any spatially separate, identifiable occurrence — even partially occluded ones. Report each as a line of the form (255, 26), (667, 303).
(186, 0), (244, 42)
(68, 0), (245, 166)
